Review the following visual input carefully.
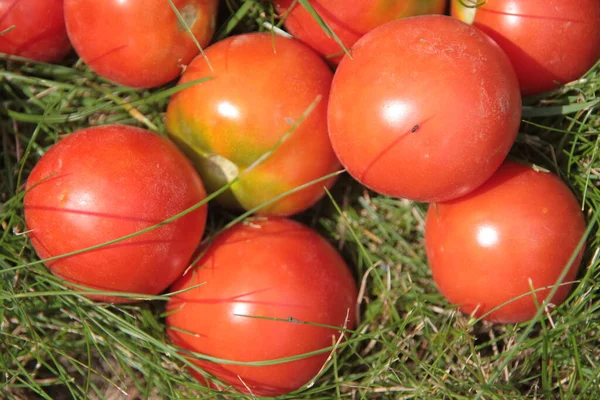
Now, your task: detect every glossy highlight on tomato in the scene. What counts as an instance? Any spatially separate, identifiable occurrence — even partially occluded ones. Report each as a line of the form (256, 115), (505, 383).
(328, 15), (521, 202)
(0, 0), (71, 62)
(425, 161), (586, 323)
(166, 33), (339, 216)
(166, 217), (357, 397)
(64, 0), (218, 88)
(274, 0), (446, 64)
(452, 0), (600, 95)
(24, 125), (208, 303)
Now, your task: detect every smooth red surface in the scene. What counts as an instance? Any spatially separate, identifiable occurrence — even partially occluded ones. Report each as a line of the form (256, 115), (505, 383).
(166, 33), (339, 216)
(64, 0), (218, 88)
(274, 0), (446, 64)
(0, 0), (71, 62)
(425, 161), (586, 323)
(24, 125), (207, 303)
(166, 218), (357, 396)
(452, 0), (600, 95)
(328, 15), (521, 202)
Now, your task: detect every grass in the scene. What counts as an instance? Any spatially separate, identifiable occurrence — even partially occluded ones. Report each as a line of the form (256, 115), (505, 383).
(2, 1), (600, 399)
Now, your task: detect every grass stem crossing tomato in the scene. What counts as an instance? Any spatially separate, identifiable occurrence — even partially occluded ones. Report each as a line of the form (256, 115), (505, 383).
(166, 217), (357, 396)
(64, 0), (218, 88)
(24, 125), (208, 302)
(166, 33), (339, 216)
(452, 0), (600, 95)
(274, 0), (446, 64)
(425, 161), (586, 323)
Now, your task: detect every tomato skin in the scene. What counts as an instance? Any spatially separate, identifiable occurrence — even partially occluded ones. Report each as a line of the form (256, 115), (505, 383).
(0, 0), (71, 62)
(166, 217), (357, 396)
(425, 161), (586, 323)
(166, 33), (339, 216)
(24, 125), (208, 303)
(274, 0), (447, 64)
(64, 0), (218, 88)
(452, 0), (600, 95)
(328, 15), (521, 202)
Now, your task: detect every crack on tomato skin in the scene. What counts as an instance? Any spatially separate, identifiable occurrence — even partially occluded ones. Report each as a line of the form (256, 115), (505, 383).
(0, 34), (16, 45)
(0, 0), (22, 26)
(170, 287), (308, 309)
(86, 43), (128, 66)
(359, 116), (433, 184)
(12, 24), (64, 55)
(25, 205), (166, 224)
(478, 7), (584, 23)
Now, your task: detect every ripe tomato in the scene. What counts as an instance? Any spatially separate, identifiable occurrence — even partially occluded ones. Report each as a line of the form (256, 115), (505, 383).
(274, 0), (446, 64)
(166, 217), (357, 397)
(452, 0), (600, 95)
(166, 33), (339, 216)
(24, 125), (208, 303)
(0, 0), (71, 62)
(328, 15), (521, 202)
(425, 161), (586, 323)
(64, 0), (218, 88)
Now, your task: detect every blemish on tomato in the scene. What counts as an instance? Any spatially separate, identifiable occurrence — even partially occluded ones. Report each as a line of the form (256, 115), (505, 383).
(178, 4), (197, 31)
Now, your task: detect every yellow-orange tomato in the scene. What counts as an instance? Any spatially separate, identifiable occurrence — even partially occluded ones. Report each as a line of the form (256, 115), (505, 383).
(64, 0), (218, 88)
(166, 33), (339, 216)
(274, 0), (446, 64)
(452, 0), (600, 95)
(24, 125), (208, 303)
(425, 161), (586, 323)
(166, 217), (357, 397)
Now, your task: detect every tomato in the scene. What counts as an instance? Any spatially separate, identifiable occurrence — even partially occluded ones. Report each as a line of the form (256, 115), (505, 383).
(452, 0), (600, 95)
(64, 0), (218, 88)
(328, 15), (521, 202)
(425, 161), (586, 323)
(274, 0), (446, 64)
(166, 217), (357, 396)
(166, 33), (339, 216)
(0, 0), (71, 62)
(24, 125), (208, 303)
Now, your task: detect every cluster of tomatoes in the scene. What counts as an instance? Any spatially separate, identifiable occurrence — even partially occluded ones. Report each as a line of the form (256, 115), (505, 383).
(2, 0), (599, 397)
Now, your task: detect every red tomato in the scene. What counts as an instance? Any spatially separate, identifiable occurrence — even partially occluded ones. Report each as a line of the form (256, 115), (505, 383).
(166, 33), (339, 216)
(24, 125), (208, 303)
(64, 0), (218, 88)
(166, 217), (357, 396)
(425, 161), (586, 323)
(452, 0), (600, 95)
(274, 0), (446, 64)
(328, 15), (521, 202)
(0, 0), (71, 62)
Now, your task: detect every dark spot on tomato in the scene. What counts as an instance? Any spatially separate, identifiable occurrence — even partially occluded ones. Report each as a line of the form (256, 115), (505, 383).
(412, 124), (419, 133)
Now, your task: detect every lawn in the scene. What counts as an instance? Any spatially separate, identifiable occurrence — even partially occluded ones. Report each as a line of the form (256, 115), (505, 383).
(1, 1), (600, 399)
